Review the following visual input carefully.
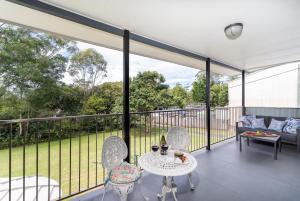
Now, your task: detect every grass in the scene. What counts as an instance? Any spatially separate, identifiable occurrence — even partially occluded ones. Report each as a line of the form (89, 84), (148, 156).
(0, 126), (232, 197)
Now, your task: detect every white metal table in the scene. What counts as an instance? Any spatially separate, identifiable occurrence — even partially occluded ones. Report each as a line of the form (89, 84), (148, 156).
(138, 151), (197, 201)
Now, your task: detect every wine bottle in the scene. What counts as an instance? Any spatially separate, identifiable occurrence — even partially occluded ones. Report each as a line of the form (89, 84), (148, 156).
(160, 135), (166, 148)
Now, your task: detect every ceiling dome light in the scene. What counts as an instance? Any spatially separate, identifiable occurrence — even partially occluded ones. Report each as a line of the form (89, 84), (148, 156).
(224, 23), (243, 40)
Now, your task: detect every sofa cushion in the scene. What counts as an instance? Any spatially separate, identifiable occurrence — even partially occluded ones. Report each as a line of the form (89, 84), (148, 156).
(268, 119), (286, 132)
(239, 115), (256, 128)
(256, 116), (286, 128)
(283, 118), (300, 134)
(251, 118), (267, 129)
(270, 131), (297, 142)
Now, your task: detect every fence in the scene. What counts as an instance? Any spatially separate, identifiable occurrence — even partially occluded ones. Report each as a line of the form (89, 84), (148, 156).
(0, 107), (242, 200)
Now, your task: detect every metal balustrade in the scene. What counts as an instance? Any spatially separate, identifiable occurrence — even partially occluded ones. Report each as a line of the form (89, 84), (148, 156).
(0, 107), (243, 200)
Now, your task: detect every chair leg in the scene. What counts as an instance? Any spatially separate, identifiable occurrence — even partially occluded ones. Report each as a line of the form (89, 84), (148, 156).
(188, 173), (195, 190)
(138, 176), (149, 201)
(113, 183), (134, 201)
(101, 184), (107, 201)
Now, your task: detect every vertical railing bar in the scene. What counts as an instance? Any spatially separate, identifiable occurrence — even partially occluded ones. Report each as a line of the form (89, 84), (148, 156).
(221, 108), (223, 141)
(87, 118), (90, 189)
(190, 109), (193, 151)
(78, 118), (81, 192)
(47, 121), (51, 201)
(22, 121), (26, 201)
(162, 112), (165, 133)
(110, 115), (113, 136)
(59, 120), (62, 200)
(218, 108), (220, 142)
(154, 112), (156, 145)
(158, 111), (160, 142)
(166, 111), (168, 132)
(116, 115), (119, 137)
(194, 109), (197, 149)
(223, 108), (225, 140)
(95, 117), (98, 186)
(102, 117), (105, 183)
(139, 114), (142, 156)
(144, 114), (147, 154)
(171, 111), (173, 129)
(69, 119), (72, 195)
(226, 108), (228, 139)
(219, 108), (225, 141)
(35, 122), (39, 201)
(225, 108), (227, 139)
(198, 109), (201, 148)
(204, 107), (206, 147)
(223, 108), (225, 141)
(228, 108), (230, 139)
(149, 113), (152, 151)
(134, 114), (136, 159)
(9, 123), (12, 201)
(178, 110), (180, 126)
(194, 109), (196, 150)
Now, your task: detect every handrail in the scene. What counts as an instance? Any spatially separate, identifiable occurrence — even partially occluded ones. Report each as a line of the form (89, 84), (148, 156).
(0, 108), (209, 124)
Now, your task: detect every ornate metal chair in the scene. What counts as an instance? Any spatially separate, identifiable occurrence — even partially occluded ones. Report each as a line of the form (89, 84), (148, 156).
(101, 136), (141, 201)
(166, 127), (195, 190)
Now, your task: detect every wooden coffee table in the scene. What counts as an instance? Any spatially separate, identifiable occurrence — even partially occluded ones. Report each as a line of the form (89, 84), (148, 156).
(239, 132), (282, 160)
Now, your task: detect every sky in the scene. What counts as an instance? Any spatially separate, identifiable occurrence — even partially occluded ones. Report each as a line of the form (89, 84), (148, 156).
(63, 41), (201, 90)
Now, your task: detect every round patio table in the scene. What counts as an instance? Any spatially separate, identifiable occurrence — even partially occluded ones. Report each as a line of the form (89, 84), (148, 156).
(138, 151), (197, 201)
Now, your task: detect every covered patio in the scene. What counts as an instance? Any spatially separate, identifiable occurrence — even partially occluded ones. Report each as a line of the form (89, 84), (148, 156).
(1, 0), (300, 201)
(73, 139), (300, 201)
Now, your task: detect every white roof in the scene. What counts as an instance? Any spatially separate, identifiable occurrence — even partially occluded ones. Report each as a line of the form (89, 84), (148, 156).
(1, 0), (300, 75)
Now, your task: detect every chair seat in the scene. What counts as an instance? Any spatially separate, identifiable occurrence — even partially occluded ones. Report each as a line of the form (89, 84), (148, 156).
(109, 162), (141, 184)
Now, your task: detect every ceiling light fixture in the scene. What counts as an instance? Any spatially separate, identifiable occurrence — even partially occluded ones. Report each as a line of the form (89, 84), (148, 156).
(224, 23), (243, 40)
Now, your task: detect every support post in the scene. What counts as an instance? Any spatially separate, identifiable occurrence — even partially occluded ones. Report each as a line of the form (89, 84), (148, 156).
(123, 30), (130, 162)
(206, 58), (211, 151)
(242, 70), (246, 115)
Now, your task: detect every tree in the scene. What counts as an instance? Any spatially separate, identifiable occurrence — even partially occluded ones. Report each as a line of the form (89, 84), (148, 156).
(0, 25), (76, 117)
(192, 73), (206, 103)
(130, 71), (166, 112)
(211, 83), (228, 107)
(157, 89), (174, 109)
(192, 72), (229, 107)
(171, 83), (188, 108)
(84, 82), (122, 114)
(68, 48), (107, 96)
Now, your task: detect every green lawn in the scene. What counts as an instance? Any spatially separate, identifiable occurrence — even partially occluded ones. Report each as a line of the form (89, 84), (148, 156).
(0, 126), (231, 197)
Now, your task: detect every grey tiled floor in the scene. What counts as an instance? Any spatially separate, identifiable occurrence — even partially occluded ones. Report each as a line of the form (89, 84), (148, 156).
(72, 139), (300, 201)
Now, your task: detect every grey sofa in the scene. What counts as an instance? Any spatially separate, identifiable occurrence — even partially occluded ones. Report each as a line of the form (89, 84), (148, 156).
(236, 115), (300, 152)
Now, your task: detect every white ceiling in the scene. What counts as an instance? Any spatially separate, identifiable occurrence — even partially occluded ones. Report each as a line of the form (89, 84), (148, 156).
(39, 0), (300, 71)
(0, 0), (238, 76)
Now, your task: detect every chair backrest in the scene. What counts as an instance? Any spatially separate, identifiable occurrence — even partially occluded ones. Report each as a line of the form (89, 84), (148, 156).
(102, 136), (128, 171)
(166, 127), (190, 151)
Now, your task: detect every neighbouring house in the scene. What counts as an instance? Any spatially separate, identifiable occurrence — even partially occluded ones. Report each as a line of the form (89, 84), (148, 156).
(228, 63), (300, 108)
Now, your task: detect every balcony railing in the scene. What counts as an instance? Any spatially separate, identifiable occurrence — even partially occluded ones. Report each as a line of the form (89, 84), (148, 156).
(0, 107), (242, 200)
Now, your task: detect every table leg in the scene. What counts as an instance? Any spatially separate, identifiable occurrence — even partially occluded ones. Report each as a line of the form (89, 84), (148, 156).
(247, 138), (250, 146)
(274, 141), (278, 160)
(239, 135), (242, 152)
(157, 176), (178, 201)
(279, 139), (282, 152)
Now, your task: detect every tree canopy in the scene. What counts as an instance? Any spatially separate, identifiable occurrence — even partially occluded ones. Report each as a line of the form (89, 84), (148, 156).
(0, 24), (229, 120)
(191, 72), (228, 107)
(68, 48), (107, 96)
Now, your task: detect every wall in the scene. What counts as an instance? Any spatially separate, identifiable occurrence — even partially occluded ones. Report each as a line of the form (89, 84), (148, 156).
(228, 63), (300, 107)
(246, 107), (300, 118)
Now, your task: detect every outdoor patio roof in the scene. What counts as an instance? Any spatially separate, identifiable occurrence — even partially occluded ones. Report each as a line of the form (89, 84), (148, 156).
(1, 0), (300, 75)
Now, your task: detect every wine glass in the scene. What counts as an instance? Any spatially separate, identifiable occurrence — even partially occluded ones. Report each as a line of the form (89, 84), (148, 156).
(151, 144), (159, 156)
